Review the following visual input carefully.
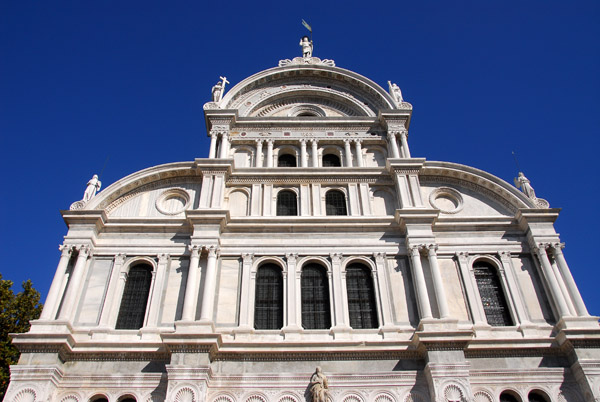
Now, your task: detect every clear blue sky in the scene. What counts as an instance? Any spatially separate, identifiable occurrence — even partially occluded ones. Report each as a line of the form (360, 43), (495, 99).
(1, 1), (599, 317)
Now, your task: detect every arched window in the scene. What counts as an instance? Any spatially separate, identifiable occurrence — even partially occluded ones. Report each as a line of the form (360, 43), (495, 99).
(118, 398), (137, 402)
(528, 391), (549, 402)
(325, 190), (347, 216)
(346, 264), (378, 329)
(500, 392), (521, 402)
(474, 261), (513, 326)
(278, 154), (296, 167)
(90, 397), (109, 402)
(254, 264), (284, 330)
(115, 263), (153, 330)
(322, 153), (341, 167)
(301, 264), (331, 329)
(276, 190), (298, 216)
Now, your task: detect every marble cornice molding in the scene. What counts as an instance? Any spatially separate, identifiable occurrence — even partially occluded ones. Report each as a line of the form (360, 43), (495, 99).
(227, 174), (393, 185)
(211, 349), (422, 362)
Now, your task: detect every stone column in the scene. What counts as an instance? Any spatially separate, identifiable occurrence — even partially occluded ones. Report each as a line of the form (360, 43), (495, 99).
(238, 253), (254, 329)
(343, 139), (353, 167)
(255, 140), (264, 167)
(285, 253), (300, 330)
(330, 253), (349, 328)
(373, 252), (394, 327)
(498, 251), (530, 325)
(146, 253), (169, 327)
(40, 245), (73, 320)
(388, 132), (400, 158)
(409, 245), (432, 319)
(455, 252), (486, 324)
(311, 139), (319, 167)
(58, 245), (91, 321)
(266, 139), (274, 167)
(181, 246), (202, 321)
(399, 130), (411, 158)
(426, 245), (450, 318)
(219, 133), (229, 159)
(199, 246), (219, 322)
(550, 243), (589, 316)
(534, 244), (571, 318)
(354, 139), (364, 167)
(300, 139), (308, 167)
(208, 132), (218, 158)
(98, 253), (126, 327)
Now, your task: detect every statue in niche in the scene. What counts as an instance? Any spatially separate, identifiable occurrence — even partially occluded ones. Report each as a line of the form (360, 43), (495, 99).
(309, 367), (329, 402)
(388, 81), (403, 103)
(514, 172), (536, 199)
(83, 174), (102, 202)
(300, 36), (313, 58)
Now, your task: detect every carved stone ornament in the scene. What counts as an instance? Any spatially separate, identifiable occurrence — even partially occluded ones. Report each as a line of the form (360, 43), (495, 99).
(279, 57), (335, 67)
(69, 200), (86, 210)
(203, 102), (220, 110)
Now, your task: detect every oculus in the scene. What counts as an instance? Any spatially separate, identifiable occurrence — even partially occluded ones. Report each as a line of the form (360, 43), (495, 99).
(429, 187), (463, 214)
(155, 188), (191, 215)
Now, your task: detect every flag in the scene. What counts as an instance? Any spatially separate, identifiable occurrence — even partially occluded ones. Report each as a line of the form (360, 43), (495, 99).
(302, 19), (312, 33)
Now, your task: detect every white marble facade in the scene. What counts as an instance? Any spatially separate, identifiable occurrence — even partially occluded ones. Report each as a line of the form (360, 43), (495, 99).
(6, 54), (600, 402)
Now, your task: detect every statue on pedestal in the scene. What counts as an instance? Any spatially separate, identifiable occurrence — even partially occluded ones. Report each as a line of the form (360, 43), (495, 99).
(310, 367), (329, 402)
(300, 36), (313, 58)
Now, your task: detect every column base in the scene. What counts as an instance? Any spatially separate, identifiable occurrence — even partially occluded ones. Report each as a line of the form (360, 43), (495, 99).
(175, 320), (215, 333)
(330, 325), (353, 340)
(28, 319), (74, 334)
(556, 315), (600, 330)
(378, 324), (400, 339)
(417, 317), (459, 332)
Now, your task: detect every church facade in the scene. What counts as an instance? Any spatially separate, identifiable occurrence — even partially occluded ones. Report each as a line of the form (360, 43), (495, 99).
(6, 45), (600, 402)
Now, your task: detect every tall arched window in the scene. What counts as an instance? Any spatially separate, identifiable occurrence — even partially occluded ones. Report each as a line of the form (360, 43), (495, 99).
(276, 190), (298, 216)
(115, 263), (153, 330)
(301, 264), (331, 329)
(346, 264), (378, 329)
(473, 261), (513, 326)
(278, 154), (296, 167)
(322, 154), (341, 167)
(254, 264), (284, 330)
(325, 190), (347, 216)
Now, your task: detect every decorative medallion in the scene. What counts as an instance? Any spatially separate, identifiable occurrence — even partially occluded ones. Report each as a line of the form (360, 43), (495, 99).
(429, 187), (464, 214)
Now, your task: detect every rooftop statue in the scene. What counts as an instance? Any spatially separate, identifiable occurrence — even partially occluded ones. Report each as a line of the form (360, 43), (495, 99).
(514, 172), (536, 199)
(83, 174), (102, 202)
(300, 36), (313, 58)
(211, 76), (230, 103)
(388, 81), (403, 103)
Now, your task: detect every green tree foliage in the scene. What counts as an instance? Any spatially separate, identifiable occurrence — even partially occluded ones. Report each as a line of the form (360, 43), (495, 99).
(0, 274), (43, 400)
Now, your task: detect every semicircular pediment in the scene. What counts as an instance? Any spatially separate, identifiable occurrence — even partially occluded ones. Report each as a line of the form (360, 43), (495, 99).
(221, 65), (397, 117)
(420, 161), (535, 216)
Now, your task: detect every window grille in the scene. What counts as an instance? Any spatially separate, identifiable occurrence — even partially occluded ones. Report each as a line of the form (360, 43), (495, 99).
(325, 190), (347, 216)
(346, 264), (378, 329)
(474, 262), (513, 326)
(322, 154), (341, 167)
(278, 154), (296, 167)
(276, 190), (298, 216)
(301, 264), (331, 329)
(254, 264), (284, 330)
(115, 264), (153, 330)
